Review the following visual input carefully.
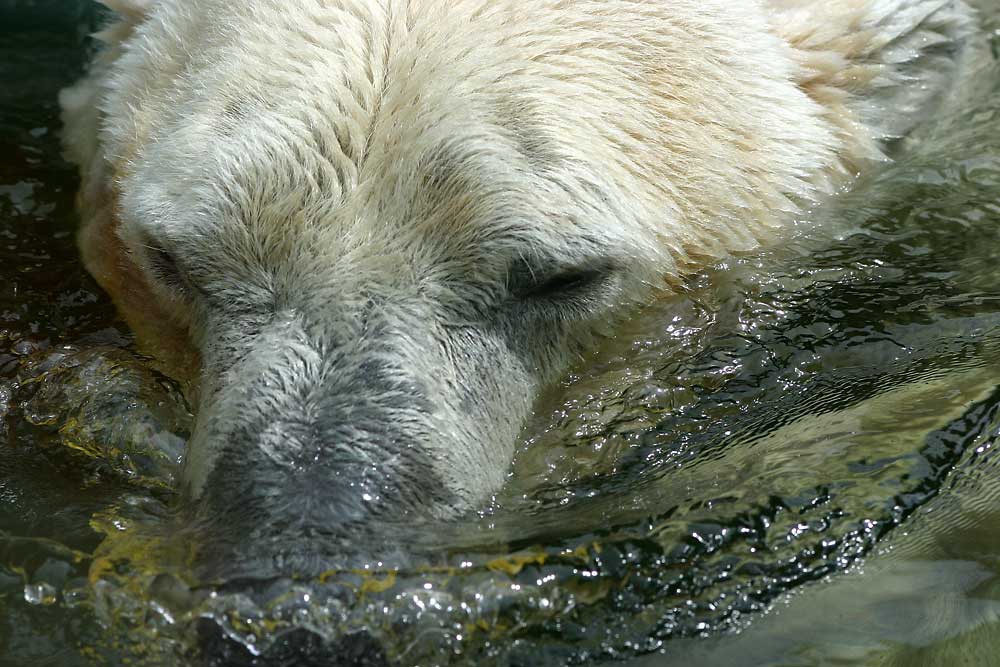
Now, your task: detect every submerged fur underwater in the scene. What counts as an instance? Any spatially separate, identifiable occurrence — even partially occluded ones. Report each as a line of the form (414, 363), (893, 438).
(2, 1), (1000, 665)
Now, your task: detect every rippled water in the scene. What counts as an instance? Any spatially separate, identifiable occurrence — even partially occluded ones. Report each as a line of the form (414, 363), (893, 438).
(2, 2), (1000, 665)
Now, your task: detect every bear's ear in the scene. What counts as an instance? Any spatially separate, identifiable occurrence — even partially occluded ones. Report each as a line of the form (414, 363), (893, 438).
(97, 0), (154, 20)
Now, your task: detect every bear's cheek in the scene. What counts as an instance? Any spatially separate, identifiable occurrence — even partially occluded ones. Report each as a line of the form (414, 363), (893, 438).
(78, 185), (202, 393)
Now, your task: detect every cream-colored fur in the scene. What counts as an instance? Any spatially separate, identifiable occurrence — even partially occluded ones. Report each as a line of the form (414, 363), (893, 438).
(62, 0), (972, 284)
(60, 0), (973, 536)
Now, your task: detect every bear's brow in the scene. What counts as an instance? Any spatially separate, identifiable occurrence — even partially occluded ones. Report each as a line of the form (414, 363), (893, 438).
(493, 98), (558, 172)
(416, 129), (552, 198)
(417, 142), (479, 194)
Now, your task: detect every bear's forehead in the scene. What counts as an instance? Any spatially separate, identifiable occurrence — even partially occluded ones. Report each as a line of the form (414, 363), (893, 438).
(113, 0), (658, 218)
(122, 51), (616, 248)
(135, 111), (549, 226)
(112, 0), (740, 274)
(123, 110), (617, 288)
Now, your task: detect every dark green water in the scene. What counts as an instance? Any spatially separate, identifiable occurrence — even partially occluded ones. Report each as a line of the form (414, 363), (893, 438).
(2, 2), (1000, 665)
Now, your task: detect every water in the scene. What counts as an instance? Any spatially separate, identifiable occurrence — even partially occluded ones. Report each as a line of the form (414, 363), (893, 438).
(2, 1), (1000, 665)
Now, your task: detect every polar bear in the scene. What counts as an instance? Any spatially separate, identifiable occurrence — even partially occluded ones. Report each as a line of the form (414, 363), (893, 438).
(61, 0), (972, 566)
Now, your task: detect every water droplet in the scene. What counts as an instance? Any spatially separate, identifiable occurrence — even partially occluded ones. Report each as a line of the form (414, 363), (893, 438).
(23, 582), (57, 606)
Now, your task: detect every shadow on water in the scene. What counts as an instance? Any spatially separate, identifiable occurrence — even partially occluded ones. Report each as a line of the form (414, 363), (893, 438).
(2, 1), (1000, 666)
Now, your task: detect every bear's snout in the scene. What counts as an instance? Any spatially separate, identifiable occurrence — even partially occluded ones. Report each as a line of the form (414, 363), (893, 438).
(178, 309), (462, 574)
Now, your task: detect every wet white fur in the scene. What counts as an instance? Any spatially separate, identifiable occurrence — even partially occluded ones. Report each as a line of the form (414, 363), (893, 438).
(61, 0), (973, 510)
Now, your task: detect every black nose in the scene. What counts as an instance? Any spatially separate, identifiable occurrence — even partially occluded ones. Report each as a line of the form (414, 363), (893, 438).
(196, 618), (389, 667)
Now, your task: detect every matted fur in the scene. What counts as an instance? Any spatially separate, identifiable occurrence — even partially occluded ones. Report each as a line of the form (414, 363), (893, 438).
(60, 0), (973, 555)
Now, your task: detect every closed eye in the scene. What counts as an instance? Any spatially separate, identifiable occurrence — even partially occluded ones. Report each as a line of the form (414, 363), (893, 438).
(139, 237), (199, 298)
(509, 260), (617, 301)
(147, 244), (183, 287)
